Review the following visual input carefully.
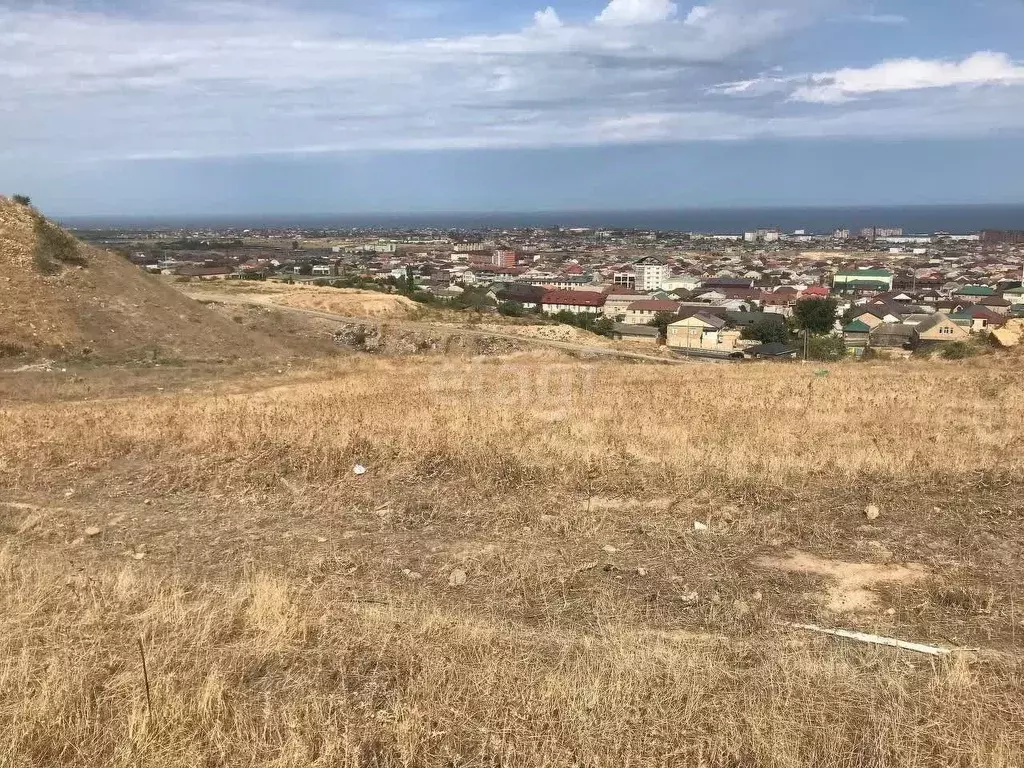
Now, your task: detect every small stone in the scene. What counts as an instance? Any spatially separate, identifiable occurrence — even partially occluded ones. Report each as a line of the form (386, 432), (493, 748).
(886, 608), (896, 616)
(680, 591), (699, 604)
(693, 521), (709, 532)
(402, 569), (423, 581)
(132, 552), (146, 561)
(602, 544), (618, 554)
(63, 489), (75, 499)
(316, 536), (328, 543)
(865, 505), (881, 521)
(448, 569), (468, 587)
(636, 567), (648, 577)
(353, 464), (367, 476)
(85, 527), (102, 537)
(752, 590), (764, 602)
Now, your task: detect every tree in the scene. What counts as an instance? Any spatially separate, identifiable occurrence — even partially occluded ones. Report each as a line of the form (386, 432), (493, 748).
(807, 335), (847, 362)
(647, 311), (678, 339)
(405, 266), (416, 294)
(741, 318), (789, 345)
(793, 297), (839, 335)
(498, 301), (525, 318)
(297, 264), (313, 276)
(12, 194), (31, 206)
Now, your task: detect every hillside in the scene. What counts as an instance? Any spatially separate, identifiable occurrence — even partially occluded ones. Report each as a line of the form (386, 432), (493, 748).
(0, 198), (285, 361)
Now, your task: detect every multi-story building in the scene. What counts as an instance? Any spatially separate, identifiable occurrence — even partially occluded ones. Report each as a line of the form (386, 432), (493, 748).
(981, 231), (1024, 245)
(633, 256), (669, 292)
(833, 269), (895, 293)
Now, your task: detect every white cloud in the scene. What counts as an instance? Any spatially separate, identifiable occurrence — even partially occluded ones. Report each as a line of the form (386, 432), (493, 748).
(595, 0), (678, 26)
(859, 13), (908, 24)
(1, 0), (1022, 171)
(684, 5), (712, 25)
(532, 6), (562, 30)
(793, 51), (1024, 103)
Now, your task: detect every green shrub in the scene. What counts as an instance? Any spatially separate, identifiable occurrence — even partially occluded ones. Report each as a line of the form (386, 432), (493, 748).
(806, 335), (848, 362)
(940, 341), (976, 360)
(31, 214), (87, 275)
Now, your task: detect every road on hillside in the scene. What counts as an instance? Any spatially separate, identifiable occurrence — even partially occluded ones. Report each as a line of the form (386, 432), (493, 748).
(190, 291), (715, 366)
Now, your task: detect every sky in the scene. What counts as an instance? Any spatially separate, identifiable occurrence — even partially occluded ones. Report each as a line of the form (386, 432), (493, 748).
(3, 0), (1024, 216)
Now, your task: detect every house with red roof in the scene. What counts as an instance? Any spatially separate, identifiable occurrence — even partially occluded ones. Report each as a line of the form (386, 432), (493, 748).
(540, 289), (606, 315)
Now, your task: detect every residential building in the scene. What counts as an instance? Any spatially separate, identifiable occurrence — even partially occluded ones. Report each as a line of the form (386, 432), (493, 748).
(842, 319), (872, 351)
(540, 289), (605, 315)
(913, 314), (970, 344)
(526, 275), (597, 291)
(633, 257), (670, 292)
(666, 313), (728, 349)
(610, 324), (661, 345)
(833, 269), (895, 293)
(624, 300), (681, 326)
(661, 275), (702, 292)
(603, 289), (647, 320)
(954, 285), (996, 302)
(981, 230), (1024, 245)
(311, 264), (337, 277)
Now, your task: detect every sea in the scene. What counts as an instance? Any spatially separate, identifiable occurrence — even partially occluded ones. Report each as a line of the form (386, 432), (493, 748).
(60, 204), (1024, 235)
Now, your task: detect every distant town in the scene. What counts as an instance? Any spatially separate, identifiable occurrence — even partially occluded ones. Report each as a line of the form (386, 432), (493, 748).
(83, 221), (1024, 359)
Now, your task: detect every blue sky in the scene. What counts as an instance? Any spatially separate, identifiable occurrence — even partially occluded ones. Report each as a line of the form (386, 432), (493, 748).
(2, 0), (1024, 215)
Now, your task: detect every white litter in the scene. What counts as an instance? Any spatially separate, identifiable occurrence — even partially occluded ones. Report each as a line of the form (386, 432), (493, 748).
(353, 464), (367, 476)
(782, 622), (962, 657)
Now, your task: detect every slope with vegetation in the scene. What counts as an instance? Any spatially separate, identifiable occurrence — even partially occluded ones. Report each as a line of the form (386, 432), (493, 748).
(0, 197), (286, 361)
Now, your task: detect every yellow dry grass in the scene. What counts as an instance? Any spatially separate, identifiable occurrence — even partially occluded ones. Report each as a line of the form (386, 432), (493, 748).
(1, 354), (1023, 767)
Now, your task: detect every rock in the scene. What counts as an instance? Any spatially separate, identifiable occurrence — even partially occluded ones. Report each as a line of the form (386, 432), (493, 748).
(636, 567), (648, 577)
(865, 505), (881, 521)
(84, 527), (102, 538)
(353, 465), (367, 476)
(752, 590), (764, 602)
(602, 544), (618, 554)
(886, 608), (896, 616)
(316, 536), (328, 543)
(448, 569), (468, 587)
(132, 552), (146, 561)
(402, 569), (423, 581)
(680, 591), (699, 604)
(63, 489), (75, 499)
(70, 537), (84, 547)
(693, 521), (709, 532)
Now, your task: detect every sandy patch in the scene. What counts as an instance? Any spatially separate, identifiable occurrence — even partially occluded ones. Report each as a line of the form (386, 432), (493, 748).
(757, 550), (929, 612)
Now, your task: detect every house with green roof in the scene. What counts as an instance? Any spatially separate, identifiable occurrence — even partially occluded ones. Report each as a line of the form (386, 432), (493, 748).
(1004, 286), (1024, 305)
(954, 285), (995, 300)
(832, 269), (894, 294)
(842, 318), (871, 350)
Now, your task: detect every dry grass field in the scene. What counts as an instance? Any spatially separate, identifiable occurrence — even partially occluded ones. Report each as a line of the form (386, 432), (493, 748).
(2, 353), (1024, 767)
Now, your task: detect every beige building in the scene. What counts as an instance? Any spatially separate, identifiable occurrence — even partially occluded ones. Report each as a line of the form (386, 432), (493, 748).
(666, 313), (732, 350)
(913, 313), (970, 343)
